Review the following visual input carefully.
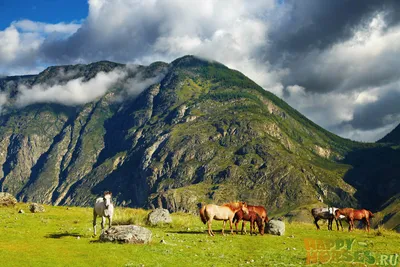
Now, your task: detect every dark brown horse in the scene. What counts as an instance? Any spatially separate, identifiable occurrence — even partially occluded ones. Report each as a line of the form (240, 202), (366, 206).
(335, 208), (374, 232)
(247, 205), (269, 229)
(233, 210), (264, 235)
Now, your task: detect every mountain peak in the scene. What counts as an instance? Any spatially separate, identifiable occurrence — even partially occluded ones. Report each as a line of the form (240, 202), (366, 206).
(170, 55), (223, 69)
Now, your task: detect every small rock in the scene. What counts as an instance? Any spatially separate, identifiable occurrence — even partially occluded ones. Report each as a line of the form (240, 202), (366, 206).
(77, 236), (80, 240)
(266, 220), (285, 236)
(0, 193), (17, 207)
(292, 247), (296, 250)
(29, 203), (45, 213)
(160, 239), (167, 244)
(100, 225), (152, 244)
(18, 209), (25, 214)
(147, 209), (172, 225)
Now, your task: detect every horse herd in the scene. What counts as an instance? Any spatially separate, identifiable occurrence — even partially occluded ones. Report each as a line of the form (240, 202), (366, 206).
(92, 192), (375, 236)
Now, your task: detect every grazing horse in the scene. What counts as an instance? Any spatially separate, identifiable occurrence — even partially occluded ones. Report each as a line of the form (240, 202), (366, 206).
(335, 208), (374, 232)
(311, 207), (346, 231)
(93, 191), (114, 236)
(233, 210), (264, 235)
(199, 202), (248, 236)
(247, 205), (269, 229)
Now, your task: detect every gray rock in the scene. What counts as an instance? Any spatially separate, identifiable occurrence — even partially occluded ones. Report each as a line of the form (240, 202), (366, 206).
(18, 209), (25, 213)
(266, 220), (285, 236)
(0, 192), (17, 207)
(147, 208), (172, 225)
(100, 225), (152, 244)
(29, 203), (45, 213)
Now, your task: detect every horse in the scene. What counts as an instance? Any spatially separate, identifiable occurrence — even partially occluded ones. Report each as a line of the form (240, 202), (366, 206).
(199, 202), (248, 236)
(335, 208), (374, 232)
(247, 205), (269, 229)
(233, 209), (264, 235)
(311, 207), (346, 231)
(93, 191), (114, 236)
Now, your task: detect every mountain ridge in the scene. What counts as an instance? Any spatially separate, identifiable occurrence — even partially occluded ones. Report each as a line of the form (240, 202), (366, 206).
(0, 55), (398, 230)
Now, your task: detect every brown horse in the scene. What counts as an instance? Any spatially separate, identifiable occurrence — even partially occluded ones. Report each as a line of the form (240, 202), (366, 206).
(199, 202), (248, 236)
(233, 210), (264, 235)
(335, 208), (374, 232)
(248, 205), (269, 229)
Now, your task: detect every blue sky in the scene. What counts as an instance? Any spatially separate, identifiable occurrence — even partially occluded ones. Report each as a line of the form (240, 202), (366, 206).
(0, 0), (87, 30)
(1, 0), (400, 142)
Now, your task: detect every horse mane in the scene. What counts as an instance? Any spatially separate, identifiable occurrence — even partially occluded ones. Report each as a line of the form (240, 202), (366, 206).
(222, 202), (243, 211)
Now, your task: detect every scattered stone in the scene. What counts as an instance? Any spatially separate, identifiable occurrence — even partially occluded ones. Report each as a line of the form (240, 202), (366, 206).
(0, 193), (17, 207)
(29, 203), (45, 213)
(160, 239), (167, 244)
(18, 209), (25, 214)
(289, 235), (295, 238)
(100, 225), (152, 244)
(266, 220), (285, 236)
(77, 236), (80, 240)
(147, 208), (172, 225)
(293, 247), (296, 250)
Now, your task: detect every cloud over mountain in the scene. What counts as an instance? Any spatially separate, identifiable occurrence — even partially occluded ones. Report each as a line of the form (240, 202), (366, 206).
(1, 0), (400, 141)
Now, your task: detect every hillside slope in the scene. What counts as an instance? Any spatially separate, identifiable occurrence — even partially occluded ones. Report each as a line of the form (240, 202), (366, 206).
(0, 56), (397, 222)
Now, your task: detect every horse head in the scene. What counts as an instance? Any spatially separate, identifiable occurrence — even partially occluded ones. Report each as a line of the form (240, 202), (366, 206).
(103, 191), (112, 209)
(334, 209), (341, 219)
(240, 201), (249, 215)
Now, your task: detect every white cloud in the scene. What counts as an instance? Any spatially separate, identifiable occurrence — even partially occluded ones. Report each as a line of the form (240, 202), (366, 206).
(16, 69), (126, 107)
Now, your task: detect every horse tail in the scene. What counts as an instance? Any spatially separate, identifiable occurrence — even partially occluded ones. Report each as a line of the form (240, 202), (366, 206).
(369, 210), (374, 218)
(199, 205), (207, 224)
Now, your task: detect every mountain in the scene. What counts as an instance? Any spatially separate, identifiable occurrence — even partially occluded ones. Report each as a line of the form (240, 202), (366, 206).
(0, 56), (398, 228)
(379, 124), (400, 144)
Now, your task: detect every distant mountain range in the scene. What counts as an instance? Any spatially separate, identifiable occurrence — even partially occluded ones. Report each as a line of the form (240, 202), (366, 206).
(0, 55), (398, 231)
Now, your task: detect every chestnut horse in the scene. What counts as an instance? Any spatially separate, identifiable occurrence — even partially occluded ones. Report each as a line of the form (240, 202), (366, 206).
(248, 205), (269, 229)
(335, 208), (374, 232)
(233, 210), (264, 235)
(199, 202), (248, 236)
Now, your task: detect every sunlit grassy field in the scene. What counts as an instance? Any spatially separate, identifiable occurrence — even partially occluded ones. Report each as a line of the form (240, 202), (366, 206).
(0, 203), (399, 267)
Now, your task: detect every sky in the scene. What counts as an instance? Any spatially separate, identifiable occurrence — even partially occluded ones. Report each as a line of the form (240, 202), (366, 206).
(1, 0), (400, 142)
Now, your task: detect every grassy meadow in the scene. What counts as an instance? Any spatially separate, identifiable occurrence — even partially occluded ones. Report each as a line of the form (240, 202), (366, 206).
(0, 203), (399, 267)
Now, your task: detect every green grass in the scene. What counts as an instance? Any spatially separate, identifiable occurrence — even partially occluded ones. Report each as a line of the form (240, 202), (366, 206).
(1, 204), (399, 267)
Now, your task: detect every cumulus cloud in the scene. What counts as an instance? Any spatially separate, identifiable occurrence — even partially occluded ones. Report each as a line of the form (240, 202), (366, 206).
(2, 0), (400, 141)
(16, 69), (127, 107)
(0, 20), (80, 75)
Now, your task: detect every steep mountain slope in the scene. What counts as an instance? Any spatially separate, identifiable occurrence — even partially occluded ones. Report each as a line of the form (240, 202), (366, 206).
(379, 124), (400, 144)
(0, 56), (396, 221)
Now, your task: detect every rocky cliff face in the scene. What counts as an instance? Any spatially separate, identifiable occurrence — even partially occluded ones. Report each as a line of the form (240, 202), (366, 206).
(0, 56), (397, 220)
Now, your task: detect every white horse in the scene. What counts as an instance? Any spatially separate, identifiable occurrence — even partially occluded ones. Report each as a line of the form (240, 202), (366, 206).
(93, 191), (114, 236)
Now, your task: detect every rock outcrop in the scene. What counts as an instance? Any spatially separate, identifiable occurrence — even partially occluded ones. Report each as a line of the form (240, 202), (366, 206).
(100, 225), (152, 244)
(0, 192), (17, 207)
(147, 208), (172, 225)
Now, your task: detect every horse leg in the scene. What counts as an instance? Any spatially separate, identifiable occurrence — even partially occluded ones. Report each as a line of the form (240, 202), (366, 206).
(241, 221), (247, 235)
(108, 215), (112, 229)
(339, 220), (343, 231)
(314, 218), (320, 230)
(93, 212), (97, 236)
(364, 218), (370, 232)
(235, 219), (239, 234)
(222, 220), (226, 236)
(207, 219), (214, 236)
(101, 216), (106, 233)
(229, 219), (234, 235)
(328, 218), (332, 231)
(335, 219), (339, 231)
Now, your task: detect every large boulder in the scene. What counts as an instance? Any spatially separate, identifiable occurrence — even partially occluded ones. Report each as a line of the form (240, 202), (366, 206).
(0, 192), (17, 207)
(100, 225), (152, 244)
(266, 219), (285, 236)
(29, 203), (45, 213)
(147, 208), (172, 225)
